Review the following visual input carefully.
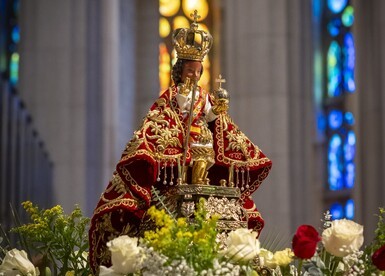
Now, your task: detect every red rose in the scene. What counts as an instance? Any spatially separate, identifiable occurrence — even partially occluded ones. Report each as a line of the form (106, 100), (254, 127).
(292, 225), (321, 259)
(372, 244), (385, 271)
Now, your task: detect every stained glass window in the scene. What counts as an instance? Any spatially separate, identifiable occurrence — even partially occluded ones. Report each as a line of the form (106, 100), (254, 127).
(316, 0), (356, 220)
(343, 32), (355, 92)
(327, 41), (342, 97)
(327, 0), (348, 14)
(329, 199), (354, 220)
(330, 202), (344, 219)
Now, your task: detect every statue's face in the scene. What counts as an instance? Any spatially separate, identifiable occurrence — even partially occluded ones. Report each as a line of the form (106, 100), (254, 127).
(181, 60), (202, 83)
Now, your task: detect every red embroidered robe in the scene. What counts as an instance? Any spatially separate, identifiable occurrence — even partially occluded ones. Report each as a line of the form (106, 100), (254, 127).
(89, 85), (272, 273)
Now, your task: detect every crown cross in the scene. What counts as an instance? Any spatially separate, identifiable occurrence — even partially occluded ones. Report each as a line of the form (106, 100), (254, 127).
(190, 10), (201, 23)
(215, 74), (226, 89)
(172, 9), (213, 61)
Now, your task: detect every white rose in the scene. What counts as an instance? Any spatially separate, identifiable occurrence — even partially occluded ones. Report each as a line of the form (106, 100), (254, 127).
(107, 235), (144, 274)
(0, 249), (39, 276)
(322, 219), (364, 257)
(221, 228), (260, 262)
(99, 266), (124, 276)
(0, 271), (23, 276)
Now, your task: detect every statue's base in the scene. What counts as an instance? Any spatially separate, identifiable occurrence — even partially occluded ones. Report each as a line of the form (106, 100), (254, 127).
(166, 184), (248, 232)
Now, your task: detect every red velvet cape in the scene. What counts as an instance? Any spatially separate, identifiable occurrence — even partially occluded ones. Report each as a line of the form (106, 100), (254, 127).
(89, 86), (272, 273)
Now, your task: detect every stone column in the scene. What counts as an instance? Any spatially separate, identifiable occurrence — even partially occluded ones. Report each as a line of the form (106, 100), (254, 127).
(221, 0), (316, 237)
(19, 0), (88, 212)
(134, 1), (159, 122)
(19, 0), (159, 215)
(354, 0), (385, 241)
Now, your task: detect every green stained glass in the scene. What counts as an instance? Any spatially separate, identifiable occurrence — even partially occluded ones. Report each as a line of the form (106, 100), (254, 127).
(342, 6), (354, 27)
(327, 41), (342, 97)
(10, 52), (19, 85)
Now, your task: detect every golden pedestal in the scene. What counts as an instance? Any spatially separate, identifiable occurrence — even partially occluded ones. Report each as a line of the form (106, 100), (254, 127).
(166, 184), (248, 232)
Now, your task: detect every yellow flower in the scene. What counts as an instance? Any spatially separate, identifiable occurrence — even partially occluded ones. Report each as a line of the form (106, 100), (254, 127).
(158, 226), (171, 236)
(259, 248), (276, 268)
(273, 248), (294, 266)
(177, 218), (187, 227)
(146, 207), (174, 227)
(183, 231), (193, 239)
(176, 231), (184, 239)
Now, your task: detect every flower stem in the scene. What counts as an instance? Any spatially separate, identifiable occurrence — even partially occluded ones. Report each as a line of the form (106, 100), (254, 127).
(330, 258), (341, 276)
(324, 250), (331, 268)
(297, 259), (303, 275)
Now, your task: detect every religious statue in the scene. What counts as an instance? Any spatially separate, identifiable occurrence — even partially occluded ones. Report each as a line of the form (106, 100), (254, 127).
(89, 11), (272, 274)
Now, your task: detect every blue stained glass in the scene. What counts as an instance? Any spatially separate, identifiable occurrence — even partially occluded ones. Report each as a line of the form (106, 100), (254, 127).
(313, 0), (322, 20)
(12, 25), (20, 44)
(345, 162), (355, 188)
(328, 110), (343, 130)
(344, 112), (355, 125)
(327, 0), (348, 14)
(328, 134), (343, 190)
(342, 6), (354, 27)
(328, 41), (342, 97)
(327, 18), (342, 37)
(343, 33), (355, 93)
(347, 130), (356, 145)
(329, 163), (343, 190)
(345, 199), (355, 219)
(330, 133), (342, 148)
(330, 203), (344, 219)
(344, 131), (356, 161)
(317, 113), (327, 132)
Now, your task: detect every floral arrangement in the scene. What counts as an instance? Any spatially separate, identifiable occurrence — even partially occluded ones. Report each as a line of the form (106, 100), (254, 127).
(272, 209), (385, 276)
(0, 201), (90, 276)
(99, 200), (261, 276)
(0, 200), (384, 276)
(98, 208), (385, 276)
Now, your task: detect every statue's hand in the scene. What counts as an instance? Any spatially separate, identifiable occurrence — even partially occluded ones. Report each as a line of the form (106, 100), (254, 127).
(212, 99), (229, 115)
(179, 77), (193, 96)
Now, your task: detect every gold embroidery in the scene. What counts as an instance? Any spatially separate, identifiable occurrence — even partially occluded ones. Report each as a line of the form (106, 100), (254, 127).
(146, 123), (182, 150)
(140, 87), (187, 160)
(228, 152), (245, 160)
(123, 133), (143, 156)
(240, 166), (271, 200)
(101, 171), (138, 203)
(195, 120), (213, 145)
(90, 211), (139, 274)
(109, 173), (128, 194)
(247, 211), (262, 219)
(226, 129), (251, 160)
(215, 114), (270, 168)
(93, 198), (142, 216)
(120, 166), (151, 203)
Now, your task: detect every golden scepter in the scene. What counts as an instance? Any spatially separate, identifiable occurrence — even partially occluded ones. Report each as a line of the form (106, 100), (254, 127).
(179, 77), (198, 184)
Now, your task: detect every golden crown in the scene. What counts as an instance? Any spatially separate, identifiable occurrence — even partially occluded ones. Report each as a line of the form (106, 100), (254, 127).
(172, 10), (213, 61)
